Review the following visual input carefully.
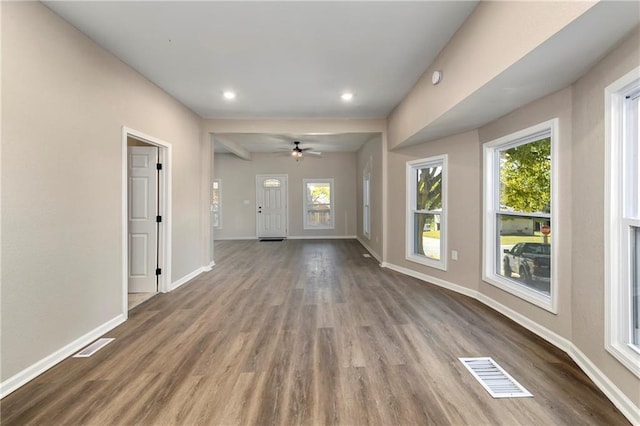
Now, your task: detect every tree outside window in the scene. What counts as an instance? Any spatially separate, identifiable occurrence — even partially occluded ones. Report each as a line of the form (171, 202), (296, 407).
(304, 179), (334, 229)
(483, 118), (557, 312)
(406, 155), (447, 270)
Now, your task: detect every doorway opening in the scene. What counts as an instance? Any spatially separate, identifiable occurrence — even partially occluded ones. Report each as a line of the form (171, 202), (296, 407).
(122, 127), (172, 313)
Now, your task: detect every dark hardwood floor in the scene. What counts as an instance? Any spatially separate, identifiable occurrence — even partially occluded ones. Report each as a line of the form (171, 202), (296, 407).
(1, 239), (628, 425)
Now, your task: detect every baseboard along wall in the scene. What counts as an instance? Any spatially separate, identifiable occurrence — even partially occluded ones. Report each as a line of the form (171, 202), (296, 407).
(380, 262), (640, 425)
(1, 263), (213, 399)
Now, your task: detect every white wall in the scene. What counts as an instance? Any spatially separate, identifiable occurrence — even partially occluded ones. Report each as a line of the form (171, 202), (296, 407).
(213, 152), (357, 239)
(1, 2), (206, 385)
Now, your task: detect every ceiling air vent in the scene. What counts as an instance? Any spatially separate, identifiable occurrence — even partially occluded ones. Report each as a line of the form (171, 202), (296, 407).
(459, 357), (533, 398)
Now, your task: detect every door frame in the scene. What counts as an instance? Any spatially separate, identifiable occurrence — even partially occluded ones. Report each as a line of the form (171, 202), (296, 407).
(255, 174), (288, 238)
(121, 126), (172, 315)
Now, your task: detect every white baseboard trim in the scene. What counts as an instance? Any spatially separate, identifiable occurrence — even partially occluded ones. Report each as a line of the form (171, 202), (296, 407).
(381, 261), (639, 425)
(0, 313), (126, 399)
(216, 236), (358, 241)
(170, 267), (207, 291)
(202, 261), (215, 272)
(356, 237), (382, 264)
(569, 345), (640, 425)
(214, 237), (258, 241)
(381, 262), (477, 299)
(287, 235), (357, 240)
(475, 292), (572, 352)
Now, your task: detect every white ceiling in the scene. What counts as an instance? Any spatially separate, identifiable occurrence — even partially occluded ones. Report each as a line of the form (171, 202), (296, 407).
(43, 1), (639, 155)
(43, 1), (478, 119)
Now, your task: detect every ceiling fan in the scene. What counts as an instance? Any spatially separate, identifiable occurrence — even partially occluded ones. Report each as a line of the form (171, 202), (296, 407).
(290, 141), (322, 161)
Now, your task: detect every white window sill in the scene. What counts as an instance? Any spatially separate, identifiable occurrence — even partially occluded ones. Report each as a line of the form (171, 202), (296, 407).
(606, 342), (640, 378)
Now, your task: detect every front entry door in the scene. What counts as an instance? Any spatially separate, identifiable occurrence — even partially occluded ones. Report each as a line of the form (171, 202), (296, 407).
(128, 146), (158, 293)
(256, 175), (287, 239)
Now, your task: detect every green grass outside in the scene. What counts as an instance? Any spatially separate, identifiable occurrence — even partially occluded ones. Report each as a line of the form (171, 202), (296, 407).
(421, 230), (552, 244)
(423, 230), (441, 238)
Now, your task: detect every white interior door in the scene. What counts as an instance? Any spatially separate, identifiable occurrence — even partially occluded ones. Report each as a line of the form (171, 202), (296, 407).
(256, 175), (287, 239)
(128, 146), (158, 293)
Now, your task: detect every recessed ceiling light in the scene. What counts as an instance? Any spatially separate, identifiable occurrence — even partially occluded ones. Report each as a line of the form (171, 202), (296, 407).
(223, 91), (236, 100)
(341, 92), (354, 101)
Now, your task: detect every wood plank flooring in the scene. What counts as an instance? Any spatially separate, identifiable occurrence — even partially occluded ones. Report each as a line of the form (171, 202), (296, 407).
(1, 239), (629, 425)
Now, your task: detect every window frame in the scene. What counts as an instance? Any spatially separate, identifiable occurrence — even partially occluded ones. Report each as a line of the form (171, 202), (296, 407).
(303, 178), (335, 230)
(405, 155), (447, 271)
(604, 66), (640, 378)
(212, 179), (221, 229)
(482, 119), (559, 313)
(363, 173), (371, 239)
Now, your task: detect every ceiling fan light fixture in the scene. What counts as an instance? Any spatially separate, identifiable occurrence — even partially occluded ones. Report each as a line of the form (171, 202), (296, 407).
(223, 91), (236, 100)
(341, 92), (353, 101)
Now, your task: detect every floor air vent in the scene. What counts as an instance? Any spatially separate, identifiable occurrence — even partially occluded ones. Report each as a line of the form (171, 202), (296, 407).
(459, 357), (533, 398)
(362, 253), (371, 258)
(73, 338), (114, 358)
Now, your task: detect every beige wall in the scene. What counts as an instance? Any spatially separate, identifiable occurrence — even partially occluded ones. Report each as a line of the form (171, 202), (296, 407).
(213, 152), (357, 239)
(477, 87), (574, 337)
(356, 135), (383, 260)
(387, 1), (595, 149)
(384, 26), (640, 411)
(1, 2), (206, 382)
(204, 119), (386, 136)
(571, 27), (640, 403)
(386, 130), (482, 293)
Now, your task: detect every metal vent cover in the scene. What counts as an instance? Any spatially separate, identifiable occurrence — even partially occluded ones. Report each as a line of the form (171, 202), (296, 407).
(459, 357), (533, 398)
(73, 338), (115, 358)
(362, 253), (371, 258)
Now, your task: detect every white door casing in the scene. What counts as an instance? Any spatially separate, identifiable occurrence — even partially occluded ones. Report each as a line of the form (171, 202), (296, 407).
(256, 175), (287, 238)
(128, 146), (158, 293)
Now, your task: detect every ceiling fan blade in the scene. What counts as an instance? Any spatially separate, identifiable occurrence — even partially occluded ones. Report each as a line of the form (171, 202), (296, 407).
(306, 151), (322, 156)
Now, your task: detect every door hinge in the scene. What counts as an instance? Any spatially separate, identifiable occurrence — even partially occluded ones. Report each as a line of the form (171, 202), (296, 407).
(156, 215), (162, 223)
(155, 268), (162, 276)
(156, 163), (163, 170)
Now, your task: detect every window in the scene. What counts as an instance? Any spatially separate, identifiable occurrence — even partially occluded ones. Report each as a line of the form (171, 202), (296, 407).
(263, 178), (281, 188)
(303, 179), (334, 229)
(363, 173), (371, 238)
(212, 179), (221, 229)
(483, 119), (557, 312)
(406, 155), (447, 270)
(605, 67), (640, 377)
